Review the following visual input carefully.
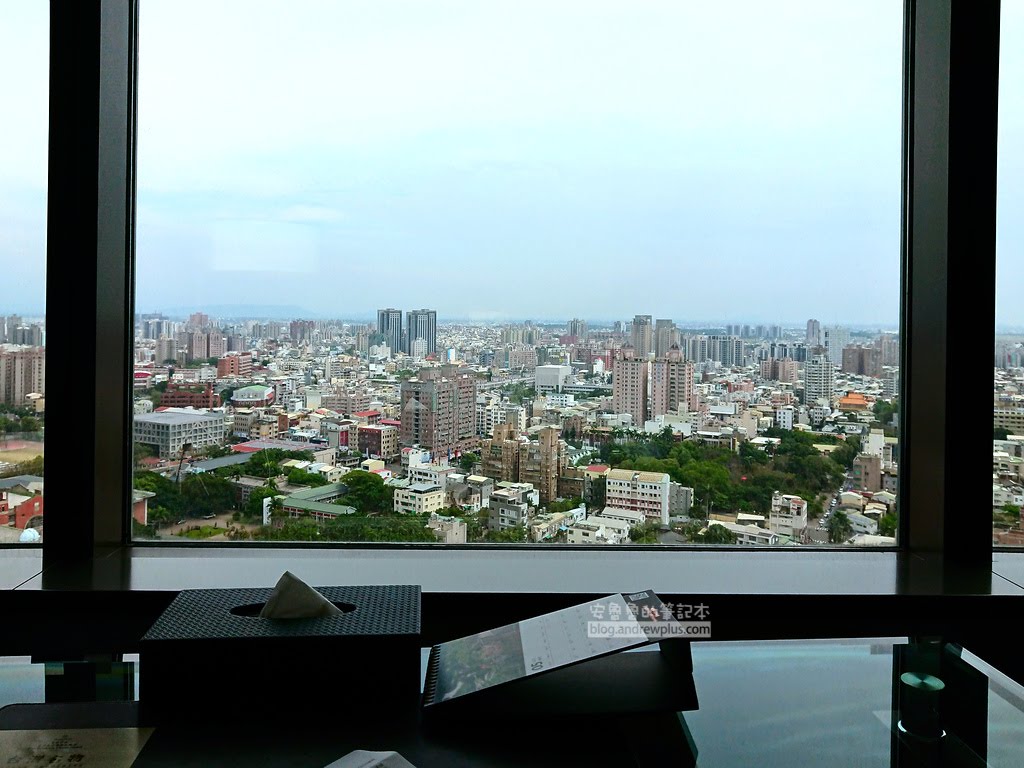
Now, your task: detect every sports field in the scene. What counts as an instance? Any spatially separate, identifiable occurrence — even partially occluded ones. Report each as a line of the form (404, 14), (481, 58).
(0, 440), (45, 464)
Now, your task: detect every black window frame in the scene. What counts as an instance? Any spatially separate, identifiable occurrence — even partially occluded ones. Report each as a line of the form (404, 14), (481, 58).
(32, 0), (1001, 574)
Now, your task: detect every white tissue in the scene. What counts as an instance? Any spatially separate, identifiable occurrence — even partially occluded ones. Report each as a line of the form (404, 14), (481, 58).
(258, 571), (343, 619)
(323, 751), (416, 768)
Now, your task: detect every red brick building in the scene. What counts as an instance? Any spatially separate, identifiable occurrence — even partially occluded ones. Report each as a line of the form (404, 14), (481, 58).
(217, 352), (253, 378)
(0, 492), (44, 530)
(159, 381), (220, 409)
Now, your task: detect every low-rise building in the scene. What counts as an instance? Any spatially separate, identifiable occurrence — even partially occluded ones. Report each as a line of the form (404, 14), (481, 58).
(708, 520), (780, 546)
(769, 492), (808, 538)
(567, 514), (631, 545)
(357, 424), (400, 461)
(847, 512), (879, 536)
(488, 486), (531, 531)
(605, 468), (671, 526)
(394, 482), (446, 515)
(425, 513), (467, 544)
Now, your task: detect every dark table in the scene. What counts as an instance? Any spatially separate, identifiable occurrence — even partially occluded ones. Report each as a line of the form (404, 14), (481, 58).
(2, 638), (1022, 766)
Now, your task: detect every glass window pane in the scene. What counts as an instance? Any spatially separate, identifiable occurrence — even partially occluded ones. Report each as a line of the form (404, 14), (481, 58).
(995, 2), (1024, 547)
(134, 1), (901, 546)
(0, 4), (47, 546)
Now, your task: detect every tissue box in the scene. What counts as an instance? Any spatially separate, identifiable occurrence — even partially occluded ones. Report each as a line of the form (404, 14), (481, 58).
(139, 585), (420, 725)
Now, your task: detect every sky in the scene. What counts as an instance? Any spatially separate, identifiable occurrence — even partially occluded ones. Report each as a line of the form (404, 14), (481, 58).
(2, 2), (1022, 327)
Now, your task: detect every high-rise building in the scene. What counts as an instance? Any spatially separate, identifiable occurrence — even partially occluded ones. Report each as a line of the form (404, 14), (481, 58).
(0, 346), (45, 405)
(187, 331), (208, 362)
(651, 347), (696, 416)
(877, 333), (900, 367)
(841, 346), (882, 377)
(683, 335), (710, 363)
(806, 319), (821, 346)
(479, 424), (566, 505)
(804, 355), (834, 405)
(2, 315), (23, 343)
(518, 426), (566, 505)
(759, 358), (798, 384)
(399, 365), (477, 458)
(654, 319), (676, 358)
(156, 337), (177, 364)
(187, 312), (210, 330)
(708, 335), (744, 366)
(405, 309), (437, 356)
(207, 333), (226, 359)
(822, 326), (850, 363)
(376, 308), (403, 358)
(612, 346), (649, 427)
(567, 318), (588, 339)
(631, 315), (653, 357)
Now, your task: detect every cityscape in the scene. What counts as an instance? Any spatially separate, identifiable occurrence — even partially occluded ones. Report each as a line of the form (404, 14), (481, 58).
(3, 310), (1024, 547)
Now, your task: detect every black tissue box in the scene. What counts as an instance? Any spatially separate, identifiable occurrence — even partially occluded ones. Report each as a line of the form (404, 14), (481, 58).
(139, 584), (420, 725)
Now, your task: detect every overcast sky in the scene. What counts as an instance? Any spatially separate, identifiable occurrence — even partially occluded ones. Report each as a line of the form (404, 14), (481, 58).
(2, 2), (1022, 327)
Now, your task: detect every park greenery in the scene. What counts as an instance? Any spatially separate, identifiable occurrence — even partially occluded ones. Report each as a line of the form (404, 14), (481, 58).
(210, 448), (316, 479)
(333, 470), (393, 514)
(133, 470), (236, 526)
(241, 514), (437, 543)
(0, 455), (44, 479)
(599, 427), (856, 519)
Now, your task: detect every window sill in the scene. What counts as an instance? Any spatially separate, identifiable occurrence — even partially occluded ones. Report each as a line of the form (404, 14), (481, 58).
(5, 545), (1022, 596)
(2, 547), (1021, 655)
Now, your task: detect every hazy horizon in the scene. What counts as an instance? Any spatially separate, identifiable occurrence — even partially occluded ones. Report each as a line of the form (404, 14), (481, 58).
(3, 2), (1023, 326)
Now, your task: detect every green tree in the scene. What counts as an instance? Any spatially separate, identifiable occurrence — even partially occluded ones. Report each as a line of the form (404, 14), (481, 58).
(339, 470), (390, 514)
(878, 514), (897, 537)
(19, 416), (40, 432)
(484, 525), (527, 543)
(134, 442), (156, 467)
(629, 522), (660, 544)
(828, 510), (854, 543)
(546, 497), (584, 515)
(995, 427), (1011, 441)
(459, 452), (480, 473)
(287, 469), (328, 487)
(245, 486), (281, 518)
(698, 524), (738, 545)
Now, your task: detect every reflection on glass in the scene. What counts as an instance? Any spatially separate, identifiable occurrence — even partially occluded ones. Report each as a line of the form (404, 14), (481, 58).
(133, 1), (900, 545)
(0, 5), (47, 545)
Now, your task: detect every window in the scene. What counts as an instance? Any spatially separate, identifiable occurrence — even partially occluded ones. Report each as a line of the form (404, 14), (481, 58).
(994, 1), (1024, 547)
(127, 1), (903, 548)
(0, 3), (47, 547)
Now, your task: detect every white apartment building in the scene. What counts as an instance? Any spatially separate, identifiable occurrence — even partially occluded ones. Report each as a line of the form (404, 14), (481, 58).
(605, 469), (671, 526)
(775, 406), (795, 431)
(567, 515), (632, 545)
(535, 364), (571, 394)
(804, 355), (834, 406)
(133, 409), (227, 458)
(597, 506), (645, 528)
(768, 492), (808, 538)
(407, 463), (458, 487)
(847, 513), (879, 536)
(393, 483), (446, 515)
(993, 483), (1024, 508)
(708, 520), (780, 546)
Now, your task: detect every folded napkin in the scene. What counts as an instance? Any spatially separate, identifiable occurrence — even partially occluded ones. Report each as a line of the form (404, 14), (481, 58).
(259, 571), (343, 619)
(324, 751), (416, 768)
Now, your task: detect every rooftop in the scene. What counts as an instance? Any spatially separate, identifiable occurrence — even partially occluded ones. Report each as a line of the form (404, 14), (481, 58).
(134, 410), (223, 425)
